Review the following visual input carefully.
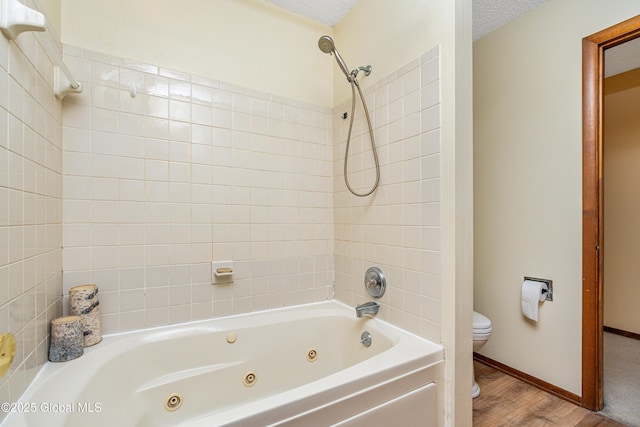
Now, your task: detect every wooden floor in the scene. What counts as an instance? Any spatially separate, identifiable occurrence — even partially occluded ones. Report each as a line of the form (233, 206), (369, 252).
(473, 361), (627, 426)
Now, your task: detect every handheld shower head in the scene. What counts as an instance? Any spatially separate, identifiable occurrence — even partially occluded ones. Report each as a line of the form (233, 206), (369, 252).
(318, 35), (352, 81)
(318, 37), (379, 197)
(318, 35), (334, 54)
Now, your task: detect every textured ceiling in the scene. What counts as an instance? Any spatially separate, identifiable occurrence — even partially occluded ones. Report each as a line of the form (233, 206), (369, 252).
(472, 0), (548, 40)
(265, 0), (639, 77)
(265, 0), (359, 27)
(266, 0), (549, 40)
(605, 40), (640, 78)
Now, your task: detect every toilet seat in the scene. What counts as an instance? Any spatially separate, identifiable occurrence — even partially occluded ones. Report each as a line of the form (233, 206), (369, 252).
(472, 310), (492, 399)
(473, 331), (492, 340)
(473, 311), (492, 339)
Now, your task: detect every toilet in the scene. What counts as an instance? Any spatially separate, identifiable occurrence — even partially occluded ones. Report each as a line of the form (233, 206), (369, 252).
(472, 311), (492, 398)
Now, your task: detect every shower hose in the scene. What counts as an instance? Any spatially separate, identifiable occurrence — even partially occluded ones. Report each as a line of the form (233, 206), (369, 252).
(343, 78), (380, 197)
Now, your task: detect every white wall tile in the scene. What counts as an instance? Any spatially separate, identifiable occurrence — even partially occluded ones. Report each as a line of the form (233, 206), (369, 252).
(119, 289), (145, 312)
(145, 75), (169, 98)
(334, 49), (442, 342)
(421, 105), (440, 133)
(91, 108), (119, 133)
(91, 131), (118, 156)
(91, 246), (119, 269)
(145, 159), (168, 181)
(145, 117), (169, 140)
(92, 154), (118, 178)
(169, 100), (191, 122)
(192, 84), (212, 105)
(421, 56), (440, 86)
(92, 62), (120, 88)
(118, 202), (145, 223)
(119, 225), (145, 245)
(63, 247), (90, 271)
(169, 162), (190, 183)
(169, 79), (191, 100)
(145, 138), (169, 161)
(91, 178), (119, 200)
(119, 114), (145, 138)
(421, 179), (441, 203)
(421, 80), (440, 110)
(60, 48), (334, 344)
(63, 175), (90, 199)
(63, 200), (90, 223)
(233, 112), (250, 132)
(214, 109), (232, 129)
(2, 29), (65, 410)
(388, 78), (403, 103)
(170, 122), (190, 143)
(63, 150), (88, 175)
(88, 224), (117, 248)
(191, 104), (212, 126)
(169, 141), (191, 162)
(119, 246), (145, 268)
(92, 86), (119, 111)
(119, 157), (144, 180)
(191, 125), (211, 147)
(91, 201), (119, 222)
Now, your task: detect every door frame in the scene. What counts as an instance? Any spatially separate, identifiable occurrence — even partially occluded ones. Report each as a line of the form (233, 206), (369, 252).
(582, 14), (640, 411)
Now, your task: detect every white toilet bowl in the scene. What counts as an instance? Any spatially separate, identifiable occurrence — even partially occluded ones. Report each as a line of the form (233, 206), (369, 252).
(472, 311), (492, 398)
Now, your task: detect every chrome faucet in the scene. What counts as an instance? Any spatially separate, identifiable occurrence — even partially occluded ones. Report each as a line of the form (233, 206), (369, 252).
(355, 301), (380, 318)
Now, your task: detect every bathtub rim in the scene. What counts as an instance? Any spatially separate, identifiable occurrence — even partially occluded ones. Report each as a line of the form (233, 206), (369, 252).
(4, 299), (444, 427)
(26, 299), (442, 385)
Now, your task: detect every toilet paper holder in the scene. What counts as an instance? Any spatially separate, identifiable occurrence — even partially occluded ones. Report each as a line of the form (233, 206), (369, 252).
(524, 277), (553, 301)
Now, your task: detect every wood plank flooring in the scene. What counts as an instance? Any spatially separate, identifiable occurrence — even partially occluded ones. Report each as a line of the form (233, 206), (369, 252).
(473, 361), (627, 426)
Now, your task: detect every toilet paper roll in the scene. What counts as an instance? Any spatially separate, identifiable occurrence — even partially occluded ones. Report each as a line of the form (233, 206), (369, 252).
(521, 280), (547, 321)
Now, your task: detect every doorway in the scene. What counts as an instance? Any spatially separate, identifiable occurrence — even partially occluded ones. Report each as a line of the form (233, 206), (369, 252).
(582, 14), (640, 412)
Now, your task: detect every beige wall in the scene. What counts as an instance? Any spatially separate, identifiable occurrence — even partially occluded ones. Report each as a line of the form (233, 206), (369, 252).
(61, 0), (333, 107)
(603, 68), (640, 335)
(333, 0), (442, 106)
(474, 0), (640, 395)
(38, 0), (62, 38)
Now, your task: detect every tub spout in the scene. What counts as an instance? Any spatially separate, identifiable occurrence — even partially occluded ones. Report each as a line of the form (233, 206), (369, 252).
(355, 301), (380, 318)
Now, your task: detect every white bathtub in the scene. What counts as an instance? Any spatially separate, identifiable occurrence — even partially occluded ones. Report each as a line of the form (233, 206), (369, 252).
(2, 301), (444, 427)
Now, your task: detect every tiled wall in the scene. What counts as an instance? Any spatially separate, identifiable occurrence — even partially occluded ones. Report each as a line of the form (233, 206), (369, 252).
(334, 47), (442, 342)
(61, 46), (334, 333)
(0, 35), (439, 415)
(0, 7), (64, 411)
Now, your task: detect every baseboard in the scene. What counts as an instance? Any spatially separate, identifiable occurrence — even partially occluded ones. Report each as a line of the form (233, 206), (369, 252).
(604, 326), (640, 341)
(473, 353), (581, 406)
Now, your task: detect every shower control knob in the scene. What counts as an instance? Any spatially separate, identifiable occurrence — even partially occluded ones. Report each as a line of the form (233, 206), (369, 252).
(364, 267), (386, 298)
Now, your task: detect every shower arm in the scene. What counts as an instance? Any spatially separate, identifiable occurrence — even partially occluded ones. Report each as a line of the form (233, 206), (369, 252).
(347, 66), (373, 86)
(354, 65), (372, 77)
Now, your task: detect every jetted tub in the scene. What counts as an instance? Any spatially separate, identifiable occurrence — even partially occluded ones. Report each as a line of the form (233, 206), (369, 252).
(2, 301), (444, 427)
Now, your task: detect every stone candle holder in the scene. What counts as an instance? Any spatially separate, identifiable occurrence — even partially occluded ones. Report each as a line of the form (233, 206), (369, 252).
(69, 284), (102, 347)
(49, 316), (84, 362)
